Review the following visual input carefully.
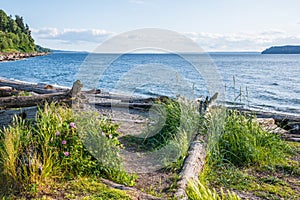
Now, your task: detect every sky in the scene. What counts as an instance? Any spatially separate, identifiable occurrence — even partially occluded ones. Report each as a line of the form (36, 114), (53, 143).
(2, 0), (300, 52)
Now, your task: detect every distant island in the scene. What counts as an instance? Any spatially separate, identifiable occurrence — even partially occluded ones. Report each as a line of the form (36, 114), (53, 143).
(0, 9), (50, 61)
(262, 45), (300, 54)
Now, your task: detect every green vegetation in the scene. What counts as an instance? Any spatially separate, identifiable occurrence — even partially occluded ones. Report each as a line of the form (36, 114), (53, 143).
(0, 97), (299, 199)
(0, 103), (136, 198)
(0, 9), (36, 52)
(123, 97), (200, 171)
(186, 180), (240, 200)
(194, 108), (299, 199)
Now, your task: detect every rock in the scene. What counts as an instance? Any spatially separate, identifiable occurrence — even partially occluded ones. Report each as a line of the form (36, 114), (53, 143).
(0, 52), (49, 62)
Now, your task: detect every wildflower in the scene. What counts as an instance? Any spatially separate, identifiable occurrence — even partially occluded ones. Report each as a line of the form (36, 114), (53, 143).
(102, 132), (105, 137)
(109, 134), (113, 139)
(62, 140), (67, 145)
(63, 152), (70, 156)
(70, 122), (76, 129)
(55, 131), (60, 136)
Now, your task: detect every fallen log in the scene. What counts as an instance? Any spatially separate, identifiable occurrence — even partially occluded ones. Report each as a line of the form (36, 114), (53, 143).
(0, 106), (37, 128)
(0, 80), (84, 109)
(90, 93), (164, 104)
(174, 135), (206, 200)
(0, 78), (69, 94)
(94, 102), (153, 109)
(227, 107), (300, 134)
(0, 92), (70, 109)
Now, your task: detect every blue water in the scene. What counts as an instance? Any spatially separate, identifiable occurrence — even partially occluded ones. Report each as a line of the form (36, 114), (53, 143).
(0, 52), (299, 115)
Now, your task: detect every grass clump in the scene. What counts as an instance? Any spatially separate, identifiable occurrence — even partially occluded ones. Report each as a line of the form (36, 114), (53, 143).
(0, 102), (136, 198)
(142, 97), (201, 171)
(205, 109), (293, 168)
(201, 108), (298, 199)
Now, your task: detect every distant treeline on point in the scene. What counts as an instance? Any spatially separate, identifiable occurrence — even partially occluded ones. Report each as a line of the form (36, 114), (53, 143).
(262, 45), (300, 54)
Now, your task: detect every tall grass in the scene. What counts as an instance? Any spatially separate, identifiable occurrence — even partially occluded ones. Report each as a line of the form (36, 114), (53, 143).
(205, 108), (293, 168)
(186, 180), (241, 200)
(140, 97), (201, 171)
(200, 107), (295, 198)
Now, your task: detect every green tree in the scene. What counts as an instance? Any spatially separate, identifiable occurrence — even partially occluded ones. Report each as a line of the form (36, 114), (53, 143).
(0, 10), (9, 31)
(0, 9), (37, 52)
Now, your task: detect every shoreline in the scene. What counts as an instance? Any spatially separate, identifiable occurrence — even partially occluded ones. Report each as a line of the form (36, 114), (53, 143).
(0, 52), (49, 62)
(0, 77), (299, 116)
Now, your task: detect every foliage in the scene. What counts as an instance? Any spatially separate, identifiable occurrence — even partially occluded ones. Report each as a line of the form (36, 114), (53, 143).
(0, 9), (36, 52)
(0, 102), (136, 197)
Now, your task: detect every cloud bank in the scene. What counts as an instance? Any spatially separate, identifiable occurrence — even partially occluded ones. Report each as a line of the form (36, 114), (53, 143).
(32, 28), (300, 52)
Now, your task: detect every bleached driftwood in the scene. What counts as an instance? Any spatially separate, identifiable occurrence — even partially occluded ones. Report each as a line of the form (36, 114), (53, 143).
(0, 78), (68, 94)
(174, 93), (219, 199)
(174, 135), (206, 200)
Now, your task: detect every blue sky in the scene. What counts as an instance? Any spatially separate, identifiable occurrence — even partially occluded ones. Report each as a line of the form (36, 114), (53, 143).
(2, 0), (300, 51)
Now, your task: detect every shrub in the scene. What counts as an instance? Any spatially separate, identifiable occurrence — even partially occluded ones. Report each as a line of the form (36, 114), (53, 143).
(0, 102), (136, 196)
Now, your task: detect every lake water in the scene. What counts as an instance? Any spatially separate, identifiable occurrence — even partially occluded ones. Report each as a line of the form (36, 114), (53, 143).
(0, 52), (299, 116)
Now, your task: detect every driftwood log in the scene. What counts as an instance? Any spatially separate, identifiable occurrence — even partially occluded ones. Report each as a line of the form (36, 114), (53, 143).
(228, 107), (300, 134)
(0, 80), (83, 109)
(174, 94), (219, 199)
(174, 135), (206, 200)
(0, 106), (37, 127)
(0, 92), (69, 109)
(94, 102), (153, 109)
(0, 78), (68, 94)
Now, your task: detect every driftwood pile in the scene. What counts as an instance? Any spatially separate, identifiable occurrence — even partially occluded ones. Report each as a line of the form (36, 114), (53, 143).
(0, 79), (82, 127)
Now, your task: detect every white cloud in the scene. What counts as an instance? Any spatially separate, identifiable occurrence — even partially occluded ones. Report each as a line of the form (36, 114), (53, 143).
(32, 28), (114, 44)
(31, 27), (300, 52)
(184, 30), (300, 52)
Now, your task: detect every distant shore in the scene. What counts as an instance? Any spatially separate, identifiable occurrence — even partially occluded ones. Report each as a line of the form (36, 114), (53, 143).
(0, 52), (49, 62)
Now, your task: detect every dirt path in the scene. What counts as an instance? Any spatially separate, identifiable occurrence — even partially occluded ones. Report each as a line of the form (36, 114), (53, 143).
(90, 97), (177, 198)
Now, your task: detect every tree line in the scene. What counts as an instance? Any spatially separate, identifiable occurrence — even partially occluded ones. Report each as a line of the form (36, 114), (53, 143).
(0, 9), (37, 52)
